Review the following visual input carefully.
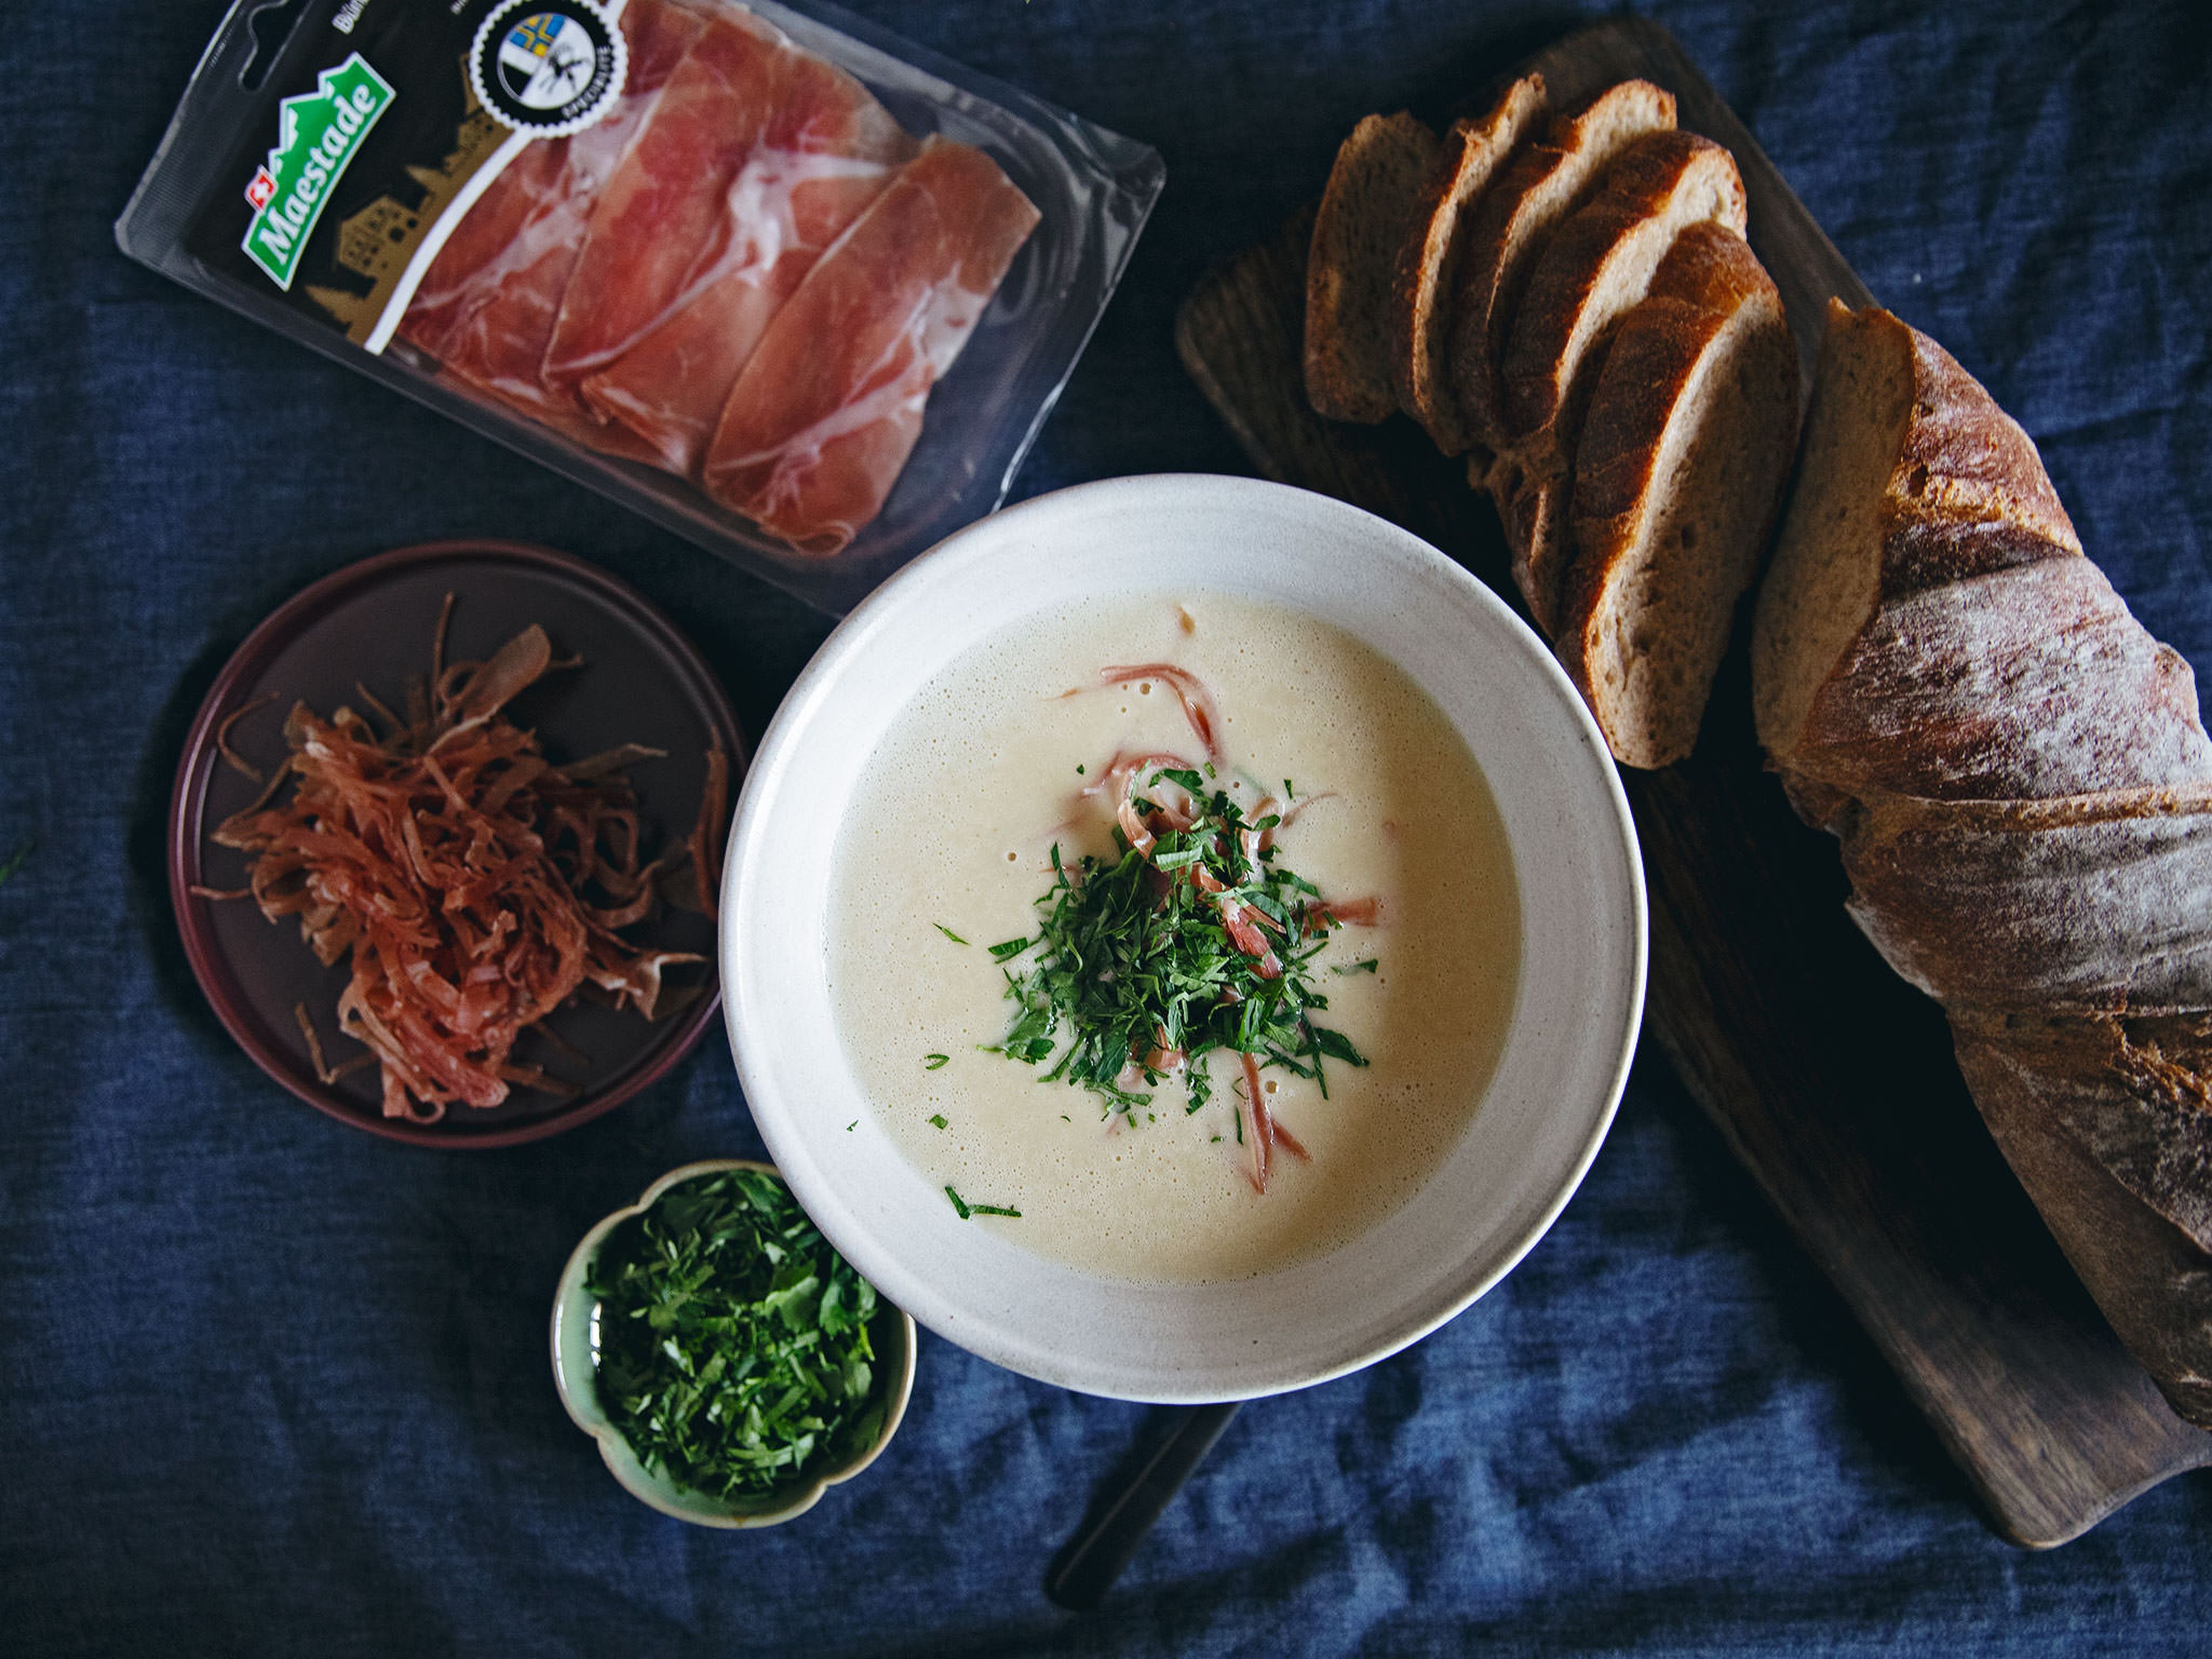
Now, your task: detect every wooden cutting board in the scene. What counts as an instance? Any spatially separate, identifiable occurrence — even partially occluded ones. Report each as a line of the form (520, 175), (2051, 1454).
(1175, 16), (2212, 1549)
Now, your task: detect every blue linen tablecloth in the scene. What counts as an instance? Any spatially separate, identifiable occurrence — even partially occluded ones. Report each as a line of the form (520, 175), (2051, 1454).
(4, 1), (2209, 1653)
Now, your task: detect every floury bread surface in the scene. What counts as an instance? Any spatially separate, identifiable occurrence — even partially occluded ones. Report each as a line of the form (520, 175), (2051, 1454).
(1752, 300), (2212, 1427)
(825, 595), (1520, 1284)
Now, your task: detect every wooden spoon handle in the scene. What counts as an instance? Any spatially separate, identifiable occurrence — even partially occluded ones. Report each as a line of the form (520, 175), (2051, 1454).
(1044, 1402), (1242, 1611)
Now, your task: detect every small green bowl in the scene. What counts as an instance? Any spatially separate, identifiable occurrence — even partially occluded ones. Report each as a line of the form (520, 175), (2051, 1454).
(550, 1158), (918, 1528)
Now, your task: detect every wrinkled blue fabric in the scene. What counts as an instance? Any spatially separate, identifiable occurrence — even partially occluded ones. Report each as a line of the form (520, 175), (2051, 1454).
(3, 1), (2209, 1654)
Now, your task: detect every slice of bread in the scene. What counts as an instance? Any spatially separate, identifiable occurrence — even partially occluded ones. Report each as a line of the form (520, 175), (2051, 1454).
(1386, 75), (1548, 454)
(1305, 113), (1442, 423)
(1446, 79), (1677, 455)
(1501, 130), (1748, 472)
(1488, 433), (1574, 634)
(1553, 224), (1799, 768)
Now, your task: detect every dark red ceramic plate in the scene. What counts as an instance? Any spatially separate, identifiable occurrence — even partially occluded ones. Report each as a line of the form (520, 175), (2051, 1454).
(168, 540), (746, 1148)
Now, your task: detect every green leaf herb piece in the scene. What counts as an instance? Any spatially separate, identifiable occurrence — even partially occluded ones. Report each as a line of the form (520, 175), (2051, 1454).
(987, 937), (1031, 961)
(989, 766), (1372, 1122)
(928, 1114), (948, 1130)
(0, 843), (29, 886)
(1312, 1027), (1369, 1066)
(934, 923), (969, 945)
(1332, 957), (1380, 975)
(923, 1053), (950, 1070)
(584, 1171), (883, 1502)
(944, 1186), (1018, 1219)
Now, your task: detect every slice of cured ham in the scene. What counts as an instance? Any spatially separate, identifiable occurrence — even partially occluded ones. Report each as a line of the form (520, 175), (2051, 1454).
(540, 6), (791, 395)
(578, 46), (917, 474)
(397, 0), (703, 453)
(700, 137), (1041, 554)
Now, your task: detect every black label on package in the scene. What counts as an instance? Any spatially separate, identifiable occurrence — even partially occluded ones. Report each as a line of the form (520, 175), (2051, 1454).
(187, 0), (576, 349)
(470, 1), (627, 136)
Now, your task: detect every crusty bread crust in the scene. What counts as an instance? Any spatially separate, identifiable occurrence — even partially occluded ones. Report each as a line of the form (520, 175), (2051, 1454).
(1446, 79), (1677, 456)
(1385, 75), (1547, 454)
(1751, 301), (2212, 1428)
(1956, 1007), (2212, 1428)
(1799, 554), (2212, 804)
(1305, 113), (1441, 423)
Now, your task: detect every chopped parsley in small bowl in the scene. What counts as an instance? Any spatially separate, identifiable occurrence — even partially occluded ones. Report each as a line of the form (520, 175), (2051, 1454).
(551, 1160), (916, 1527)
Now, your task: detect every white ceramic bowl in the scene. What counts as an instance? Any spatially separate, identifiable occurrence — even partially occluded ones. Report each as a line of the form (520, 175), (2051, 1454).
(721, 475), (1645, 1402)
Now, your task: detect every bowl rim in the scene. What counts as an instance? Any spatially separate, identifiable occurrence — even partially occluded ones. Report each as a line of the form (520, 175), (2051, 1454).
(548, 1157), (919, 1528)
(721, 473), (1647, 1400)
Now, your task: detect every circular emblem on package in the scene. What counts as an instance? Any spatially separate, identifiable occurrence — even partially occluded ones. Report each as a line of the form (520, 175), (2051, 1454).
(469, 0), (627, 137)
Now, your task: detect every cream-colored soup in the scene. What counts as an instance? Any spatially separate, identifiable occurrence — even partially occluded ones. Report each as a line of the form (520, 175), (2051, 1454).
(827, 594), (1519, 1283)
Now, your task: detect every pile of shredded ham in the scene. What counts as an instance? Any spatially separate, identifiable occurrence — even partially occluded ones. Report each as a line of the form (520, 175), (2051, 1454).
(203, 607), (725, 1124)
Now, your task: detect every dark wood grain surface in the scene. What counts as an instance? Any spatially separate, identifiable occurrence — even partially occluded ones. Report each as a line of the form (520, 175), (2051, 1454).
(1174, 15), (2212, 1550)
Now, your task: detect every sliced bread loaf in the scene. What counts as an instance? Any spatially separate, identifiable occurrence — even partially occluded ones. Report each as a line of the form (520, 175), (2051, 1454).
(1745, 300), (2212, 1429)
(1501, 130), (1749, 474)
(1305, 113), (1442, 423)
(1553, 222), (1798, 768)
(1446, 79), (1677, 455)
(1386, 75), (1548, 454)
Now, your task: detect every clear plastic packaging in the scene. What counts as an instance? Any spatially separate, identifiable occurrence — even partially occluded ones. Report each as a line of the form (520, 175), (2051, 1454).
(118, 0), (1164, 613)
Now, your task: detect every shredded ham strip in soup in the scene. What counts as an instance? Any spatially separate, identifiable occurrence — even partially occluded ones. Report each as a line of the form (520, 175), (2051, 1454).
(206, 610), (722, 1124)
(1071, 654), (1372, 1193)
(1099, 663), (1223, 759)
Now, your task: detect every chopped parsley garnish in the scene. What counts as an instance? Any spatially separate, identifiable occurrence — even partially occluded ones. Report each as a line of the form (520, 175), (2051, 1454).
(928, 1113), (948, 1129)
(988, 768), (1368, 1118)
(1333, 957), (1379, 975)
(934, 923), (969, 945)
(585, 1169), (884, 1501)
(923, 1053), (949, 1070)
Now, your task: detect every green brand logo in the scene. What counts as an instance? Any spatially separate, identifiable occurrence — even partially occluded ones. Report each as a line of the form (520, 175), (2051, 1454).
(241, 52), (396, 291)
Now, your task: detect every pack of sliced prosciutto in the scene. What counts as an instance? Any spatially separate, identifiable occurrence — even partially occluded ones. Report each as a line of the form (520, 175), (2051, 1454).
(119, 0), (1162, 609)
